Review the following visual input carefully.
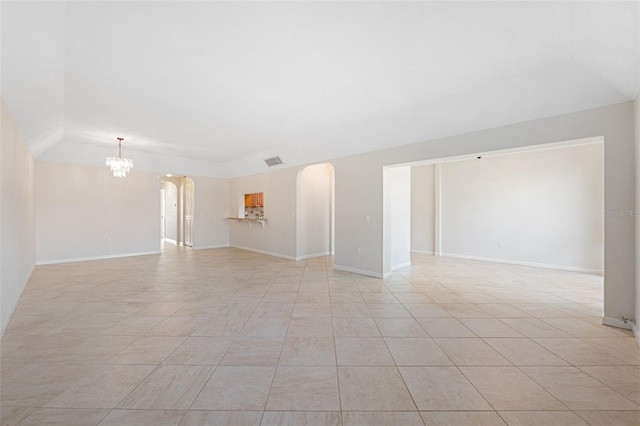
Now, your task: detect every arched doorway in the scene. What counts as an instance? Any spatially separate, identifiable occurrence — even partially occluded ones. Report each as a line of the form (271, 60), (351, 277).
(296, 163), (335, 260)
(160, 175), (195, 248)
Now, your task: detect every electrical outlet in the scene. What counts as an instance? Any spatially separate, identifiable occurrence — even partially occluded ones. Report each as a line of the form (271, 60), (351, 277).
(498, 241), (504, 248)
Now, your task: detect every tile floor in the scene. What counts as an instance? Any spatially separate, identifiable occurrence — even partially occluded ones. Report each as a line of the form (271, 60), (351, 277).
(1, 247), (639, 425)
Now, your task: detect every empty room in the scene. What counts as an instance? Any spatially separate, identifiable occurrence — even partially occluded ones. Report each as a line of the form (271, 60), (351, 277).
(1, 1), (639, 425)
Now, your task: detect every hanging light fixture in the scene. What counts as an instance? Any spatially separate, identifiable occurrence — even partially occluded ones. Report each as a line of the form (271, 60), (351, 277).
(106, 137), (133, 177)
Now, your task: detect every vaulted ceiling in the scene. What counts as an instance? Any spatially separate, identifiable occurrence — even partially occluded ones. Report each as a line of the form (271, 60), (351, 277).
(2, 1), (638, 177)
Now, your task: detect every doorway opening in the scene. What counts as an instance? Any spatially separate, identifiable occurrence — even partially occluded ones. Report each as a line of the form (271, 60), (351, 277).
(296, 163), (335, 260)
(160, 175), (195, 249)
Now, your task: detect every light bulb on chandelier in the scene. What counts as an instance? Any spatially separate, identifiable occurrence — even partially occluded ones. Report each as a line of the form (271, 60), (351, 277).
(106, 137), (133, 177)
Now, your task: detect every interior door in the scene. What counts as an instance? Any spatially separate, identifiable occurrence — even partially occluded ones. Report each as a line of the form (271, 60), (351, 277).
(184, 178), (195, 247)
(160, 189), (166, 238)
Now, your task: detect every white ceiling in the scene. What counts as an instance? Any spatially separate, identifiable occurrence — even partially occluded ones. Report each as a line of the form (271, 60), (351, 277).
(2, 1), (638, 177)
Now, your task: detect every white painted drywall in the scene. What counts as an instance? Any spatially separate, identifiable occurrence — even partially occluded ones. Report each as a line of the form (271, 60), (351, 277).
(411, 164), (436, 254)
(1, 98), (36, 336)
(297, 163), (333, 259)
(332, 102), (635, 323)
(635, 91), (640, 340)
(192, 175), (230, 249)
(228, 166), (298, 259)
(36, 161), (162, 263)
(384, 166), (411, 270)
(162, 180), (178, 242)
(440, 144), (604, 272)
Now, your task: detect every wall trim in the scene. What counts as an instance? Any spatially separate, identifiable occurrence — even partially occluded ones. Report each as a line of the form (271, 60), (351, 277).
(440, 252), (604, 275)
(334, 264), (386, 279)
(230, 245), (297, 261)
(1, 265), (34, 338)
(392, 261), (412, 270)
(633, 323), (640, 347)
(602, 316), (634, 331)
(194, 244), (230, 250)
(296, 251), (331, 261)
(36, 250), (161, 266)
(411, 250), (435, 255)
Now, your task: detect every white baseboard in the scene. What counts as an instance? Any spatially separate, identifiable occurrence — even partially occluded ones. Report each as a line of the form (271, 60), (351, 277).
(411, 250), (435, 255)
(392, 261), (412, 270)
(230, 245), (297, 261)
(333, 264), (386, 279)
(602, 316), (634, 330)
(633, 323), (640, 347)
(296, 252), (331, 261)
(440, 252), (604, 275)
(163, 238), (177, 245)
(36, 251), (161, 266)
(194, 244), (230, 250)
(1, 265), (34, 338)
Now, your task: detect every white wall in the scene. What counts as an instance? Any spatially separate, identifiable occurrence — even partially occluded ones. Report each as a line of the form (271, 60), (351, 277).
(332, 102), (635, 325)
(297, 163), (333, 259)
(635, 92), (640, 342)
(411, 164), (436, 254)
(1, 98), (36, 336)
(228, 166), (298, 259)
(440, 144), (604, 272)
(36, 162), (161, 263)
(384, 166), (412, 271)
(192, 175), (230, 249)
(162, 181), (178, 242)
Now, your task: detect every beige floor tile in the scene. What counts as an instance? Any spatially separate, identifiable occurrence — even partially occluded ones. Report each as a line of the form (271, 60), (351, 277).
(239, 318), (289, 337)
(251, 302), (295, 318)
(520, 366), (640, 410)
(498, 410), (587, 426)
(484, 338), (569, 366)
(579, 366), (640, 403)
(361, 293), (399, 304)
(476, 304), (530, 318)
(98, 409), (186, 425)
(191, 366), (274, 410)
(574, 410), (640, 426)
(0, 407), (37, 426)
(330, 292), (364, 303)
(108, 336), (186, 364)
(20, 408), (110, 425)
(434, 338), (511, 366)
(209, 302), (259, 317)
(292, 303), (332, 318)
(385, 338), (453, 366)
(404, 303), (451, 318)
(500, 318), (570, 337)
(459, 319), (523, 337)
(331, 303), (371, 317)
(533, 338), (628, 365)
(460, 366), (565, 410)
(45, 364), (155, 408)
(286, 317), (334, 337)
(441, 303), (492, 318)
(374, 317), (428, 337)
(542, 318), (622, 338)
(343, 411), (424, 426)
(146, 317), (207, 337)
(0, 363), (94, 407)
(400, 366), (491, 411)
(279, 337), (336, 366)
(333, 318), (381, 337)
(367, 303), (412, 318)
(261, 411), (341, 426)
(191, 317), (248, 337)
(101, 316), (165, 335)
(267, 366), (340, 410)
(335, 337), (395, 366)
(220, 337), (283, 366)
(296, 291), (330, 303)
(582, 337), (640, 365)
(180, 410), (262, 426)
(118, 365), (213, 410)
(420, 411), (506, 426)
(394, 293), (434, 304)
(163, 337), (233, 365)
(417, 317), (475, 337)
(338, 366), (416, 411)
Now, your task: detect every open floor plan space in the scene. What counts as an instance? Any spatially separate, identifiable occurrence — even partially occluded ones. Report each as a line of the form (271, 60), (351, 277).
(1, 249), (638, 425)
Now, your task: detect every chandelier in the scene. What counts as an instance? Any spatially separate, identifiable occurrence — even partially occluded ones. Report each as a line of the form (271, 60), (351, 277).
(106, 137), (133, 177)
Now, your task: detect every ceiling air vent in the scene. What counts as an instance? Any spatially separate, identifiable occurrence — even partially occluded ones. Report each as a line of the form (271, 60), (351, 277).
(264, 156), (283, 167)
